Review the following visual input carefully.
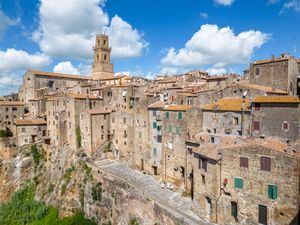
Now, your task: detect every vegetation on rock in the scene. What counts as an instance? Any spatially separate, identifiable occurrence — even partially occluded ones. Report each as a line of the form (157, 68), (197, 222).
(0, 182), (96, 225)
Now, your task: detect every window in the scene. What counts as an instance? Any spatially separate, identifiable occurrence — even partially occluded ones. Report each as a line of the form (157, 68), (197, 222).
(240, 157), (249, 168)
(101, 135), (104, 140)
(22, 128), (26, 133)
(168, 125), (172, 133)
(198, 157), (208, 172)
(210, 136), (215, 143)
(202, 175), (205, 184)
(176, 126), (180, 135)
(165, 111), (170, 119)
(104, 114), (107, 120)
(261, 156), (271, 171)
(178, 112), (183, 120)
(47, 80), (54, 88)
(139, 132), (142, 139)
(101, 126), (104, 131)
(253, 121), (260, 131)
(12, 107), (17, 111)
(268, 184), (278, 200)
(153, 110), (157, 116)
(231, 202), (238, 218)
(157, 135), (162, 143)
(255, 67), (261, 75)
(157, 126), (161, 131)
(258, 205), (267, 225)
(123, 117), (126, 124)
(153, 122), (157, 129)
(233, 117), (239, 125)
(282, 121), (289, 131)
(5, 108), (8, 112)
(234, 178), (243, 189)
(254, 103), (260, 111)
(153, 148), (157, 157)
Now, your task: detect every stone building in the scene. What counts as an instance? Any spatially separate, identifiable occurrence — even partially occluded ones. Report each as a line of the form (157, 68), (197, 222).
(19, 70), (91, 105)
(218, 142), (300, 225)
(45, 93), (103, 148)
(15, 119), (47, 146)
(92, 34), (114, 80)
(110, 109), (134, 163)
(80, 108), (112, 157)
(147, 101), (165, 176)
(251, 95), (300, 141)
(0, 101), (25, 136)
(247, 53), (300, 96)
(202, 98), (251, 137)
(162, 105), (202, 188)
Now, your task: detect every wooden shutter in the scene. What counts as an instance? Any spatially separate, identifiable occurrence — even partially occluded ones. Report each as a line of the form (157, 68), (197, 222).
(178, 112), (183, 120)
(240, 157), (248, 168)
(153, 122), (157, 129)
(231, 202), (238, 218)
(258, 205), (267, 225)
(268, 184), (278, 200)
(261, 157), (271, 171)
(253, 121), (260, 131)
(234, 178), (243, 189)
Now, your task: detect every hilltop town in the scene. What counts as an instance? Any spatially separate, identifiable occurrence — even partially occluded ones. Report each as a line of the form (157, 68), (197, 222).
(0, 34), (299, 225)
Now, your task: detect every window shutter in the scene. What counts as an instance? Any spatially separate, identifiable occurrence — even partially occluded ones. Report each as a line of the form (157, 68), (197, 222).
(234, 178), (243, 189)
(261, 157), (271, 171)
(166, 112), (170, 119)
(240, 157), (248, 168)
(168, 125), (172, 133)
(268, 185), (278, 200)
(153, 122), (157, 129)
(231, 202), (238, 218)
(178, 112), (183, 120)
(253, 121), (260, 131)
(202, 158), (208, 172)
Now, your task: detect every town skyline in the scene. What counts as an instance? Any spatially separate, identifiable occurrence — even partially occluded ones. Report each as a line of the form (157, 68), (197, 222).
(0, 0), (300, 95)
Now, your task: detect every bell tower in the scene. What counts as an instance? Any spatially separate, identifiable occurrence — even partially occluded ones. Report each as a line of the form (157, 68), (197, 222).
(92, 34), (114, 80)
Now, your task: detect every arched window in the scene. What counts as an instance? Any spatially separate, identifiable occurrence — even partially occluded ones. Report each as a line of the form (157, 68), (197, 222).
(282, 121), (289, 131)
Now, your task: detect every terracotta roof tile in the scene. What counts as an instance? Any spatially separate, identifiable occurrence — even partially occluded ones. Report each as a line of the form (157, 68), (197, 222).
(203, 98), (250, 112)
(0, 101), (24, 106)
(252, 95), (300, 103)
(16, 119), (47, 126)
(148, 101), (165, 109)
(163, 105), (192, 111)
(30, 70), (91, 80)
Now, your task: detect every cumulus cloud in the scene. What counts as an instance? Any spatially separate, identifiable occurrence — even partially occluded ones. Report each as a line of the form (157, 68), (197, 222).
(206, 67), (227, 75)
(0, 48), (51, 71)
(33, 0), (147, 60)
(161, 24), (269, 68)
(53, 61), (91, 75)
(53, 61), (80, 74)
(214, 0), (235, 6)
(0, 10), (19, 38)
(106, 15), (148, 58)
(0, 49), (51, 95)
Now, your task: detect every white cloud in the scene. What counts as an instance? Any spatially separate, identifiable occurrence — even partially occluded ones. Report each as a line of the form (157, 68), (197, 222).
(200, 12), (208, 19)
(53, 61), (80, 74)
(0, 10), (19, 38)
(280, 0), (300, 13)
(33, 0), (147, 60)
(53, 61), (91, 75)
(106, 15), (148, 58)
(0, 48), (51, 71)
(214, 0), (235, 6)
(161, 24), (269, 68)
(0, 49), (51, 95)
(206, 67), (227, 75)
(269, 0), (280, 4)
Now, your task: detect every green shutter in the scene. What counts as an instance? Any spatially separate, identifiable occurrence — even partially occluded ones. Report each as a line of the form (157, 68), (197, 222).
(176, 126), (180, 135)
(153, 148), (157, 157)
(178, 112), (183, 120)
(166, 111), (170, 119)
(268, 185), (278, 200)
(153, 122), (157, 129)
(231, 202), (238, 218)
(234, 178), (243, 189)
(139, 132), (142, 139)
(168, 125), (172, 133)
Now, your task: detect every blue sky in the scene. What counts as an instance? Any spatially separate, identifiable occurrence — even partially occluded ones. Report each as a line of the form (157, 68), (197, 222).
(0, 0), (300, 95)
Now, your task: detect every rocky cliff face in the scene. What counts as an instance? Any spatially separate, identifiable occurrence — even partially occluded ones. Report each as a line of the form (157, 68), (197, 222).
(0, 144), (207, 225)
